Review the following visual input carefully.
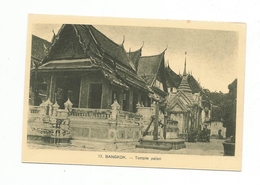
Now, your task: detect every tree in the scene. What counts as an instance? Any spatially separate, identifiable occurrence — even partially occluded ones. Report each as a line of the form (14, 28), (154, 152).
(222, 79), (237, 138)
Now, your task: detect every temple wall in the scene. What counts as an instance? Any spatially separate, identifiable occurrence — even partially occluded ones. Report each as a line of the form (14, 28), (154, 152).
(69, 118), (142, 141)
(210, 121), (226, 138)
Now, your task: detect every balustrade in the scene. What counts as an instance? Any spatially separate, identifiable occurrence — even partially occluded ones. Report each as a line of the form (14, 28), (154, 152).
(28, 98), (143, 125)
(29, 106), (41, 114)
(69, 108), (112, 119)
(118, 110), (142, 124)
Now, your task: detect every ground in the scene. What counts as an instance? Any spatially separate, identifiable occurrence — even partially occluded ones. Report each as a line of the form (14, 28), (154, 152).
(27, 138), (226, 156)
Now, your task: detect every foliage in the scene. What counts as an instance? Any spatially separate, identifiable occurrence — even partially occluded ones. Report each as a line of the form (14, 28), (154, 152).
(204, 79), (237, 138)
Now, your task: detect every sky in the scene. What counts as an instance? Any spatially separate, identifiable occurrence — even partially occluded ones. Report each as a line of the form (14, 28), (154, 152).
(32, 24), (239, 93)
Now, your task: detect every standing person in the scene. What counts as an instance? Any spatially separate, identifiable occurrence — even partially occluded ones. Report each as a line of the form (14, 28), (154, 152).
(218, 129), (223, 139)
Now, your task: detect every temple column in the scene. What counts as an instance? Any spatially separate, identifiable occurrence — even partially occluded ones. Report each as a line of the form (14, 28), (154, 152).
(48, 74), (56, 103)
(128, 90), (133, 112)
(163, 112), (168, 139)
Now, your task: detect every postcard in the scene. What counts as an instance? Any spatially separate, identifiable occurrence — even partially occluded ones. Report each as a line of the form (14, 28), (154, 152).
(22, 14), (246, 171)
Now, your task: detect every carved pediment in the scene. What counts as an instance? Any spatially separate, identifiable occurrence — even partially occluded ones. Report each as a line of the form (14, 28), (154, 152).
(48, 25), (88, 60)
(166, 99), (188, 112)
(172, 103), (184, 112)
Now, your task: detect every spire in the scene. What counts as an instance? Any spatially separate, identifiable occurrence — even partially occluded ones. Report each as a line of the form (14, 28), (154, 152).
(178, 75), (192, 94)
(178, 51), (192, 93)
(183, 51), (187, 76)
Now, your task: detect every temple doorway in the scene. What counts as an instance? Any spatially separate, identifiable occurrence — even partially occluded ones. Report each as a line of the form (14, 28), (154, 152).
(55, 76), (81, 109)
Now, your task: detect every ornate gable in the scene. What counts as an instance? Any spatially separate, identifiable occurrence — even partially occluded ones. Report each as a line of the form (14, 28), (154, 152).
(46, 25), (88, 61)
(166, 91), (194, 113)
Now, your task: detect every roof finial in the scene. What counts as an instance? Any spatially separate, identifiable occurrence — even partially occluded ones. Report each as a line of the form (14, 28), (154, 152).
(164, 44), (168, 52)
(122, 35), (125, 45)
(141, 41), (144, 48)
(52, 29), (56, 36)
(51, 29), (56, 43)
(183, 51), (187, 76)
(166, 60), (169, 67)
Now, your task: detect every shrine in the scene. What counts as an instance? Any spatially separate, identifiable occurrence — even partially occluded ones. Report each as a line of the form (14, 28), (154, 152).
(165, 55), (212, 142)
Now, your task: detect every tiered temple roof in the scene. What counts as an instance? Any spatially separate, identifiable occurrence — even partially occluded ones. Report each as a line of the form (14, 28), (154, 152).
(31, 35), (51, 67)
(165, 66), (181, 88)
(126, 47), (142, 71)
(136, 51), (168, 98)
(137, 51), (166, 87)
(32, 25), (211, 103)
(37, 24), (151, 93)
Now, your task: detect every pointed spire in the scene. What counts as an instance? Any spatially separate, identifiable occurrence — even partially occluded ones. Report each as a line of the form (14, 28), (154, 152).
(183, 51), (187, 76)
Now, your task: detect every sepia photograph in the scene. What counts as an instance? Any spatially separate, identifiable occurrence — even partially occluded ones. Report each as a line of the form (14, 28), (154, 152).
(22, 14), (246, 171)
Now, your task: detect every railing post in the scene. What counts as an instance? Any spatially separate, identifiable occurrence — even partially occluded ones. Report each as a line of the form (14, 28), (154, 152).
(111, 100), (121, 120)
(64, 98), (73, 115)
(45, 99), (53, 116)
(39, 101), (47, 116)
(39, 98), (53, 116)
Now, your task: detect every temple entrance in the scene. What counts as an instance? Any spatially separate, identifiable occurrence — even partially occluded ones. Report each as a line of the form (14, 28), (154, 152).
(55, 76), (81, 109)
(89, 83), (102, 108)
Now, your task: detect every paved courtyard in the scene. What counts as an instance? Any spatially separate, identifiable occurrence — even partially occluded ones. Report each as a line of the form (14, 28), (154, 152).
(28, 138), (225, 156)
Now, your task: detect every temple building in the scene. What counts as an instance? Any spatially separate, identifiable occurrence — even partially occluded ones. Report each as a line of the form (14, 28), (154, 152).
(137, 51), (168, 101)
(31, 24), (152, 112)
(28, 24), (164, 145)
(165, 56), (212, 138)
(126, 47), (168, 104)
